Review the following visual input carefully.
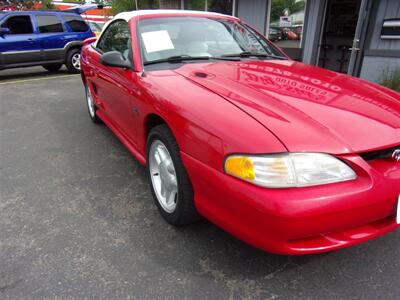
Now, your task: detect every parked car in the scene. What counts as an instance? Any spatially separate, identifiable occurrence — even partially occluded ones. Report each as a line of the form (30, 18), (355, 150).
(0, 9), (94, 73)
(80, 10), (400, 255)
(268, 26), (282, 42)
(293, 25), (303, 39)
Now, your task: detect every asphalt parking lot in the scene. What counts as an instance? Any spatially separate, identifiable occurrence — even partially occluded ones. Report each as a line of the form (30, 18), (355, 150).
(1, 66), (399, 299)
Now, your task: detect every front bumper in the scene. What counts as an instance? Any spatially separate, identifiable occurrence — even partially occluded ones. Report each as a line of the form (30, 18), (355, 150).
(181, 153), (399, 255)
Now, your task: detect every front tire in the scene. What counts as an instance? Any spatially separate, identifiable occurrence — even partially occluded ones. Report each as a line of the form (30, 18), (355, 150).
(42, 64), (62, 72)
(147, 124), (200, 226)
(66, 48), (81, 74)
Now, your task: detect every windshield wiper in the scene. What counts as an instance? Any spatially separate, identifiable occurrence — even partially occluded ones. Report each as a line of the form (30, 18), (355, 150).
(144, 55), (240, 66)
(144, 55), (210, 65)
(222, 51), (287, 60)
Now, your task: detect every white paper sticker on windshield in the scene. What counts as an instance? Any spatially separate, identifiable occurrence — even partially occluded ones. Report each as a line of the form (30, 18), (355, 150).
(141, 30), (174, 53)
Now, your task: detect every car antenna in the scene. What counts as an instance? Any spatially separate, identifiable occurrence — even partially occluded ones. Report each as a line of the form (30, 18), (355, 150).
(135, 0), (146, 77)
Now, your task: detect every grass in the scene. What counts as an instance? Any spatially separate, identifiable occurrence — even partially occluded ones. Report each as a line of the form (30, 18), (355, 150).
(379, 68), (400, 92)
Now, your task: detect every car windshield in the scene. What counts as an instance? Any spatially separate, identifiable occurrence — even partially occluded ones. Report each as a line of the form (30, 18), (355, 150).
(138, 17), (284, 64)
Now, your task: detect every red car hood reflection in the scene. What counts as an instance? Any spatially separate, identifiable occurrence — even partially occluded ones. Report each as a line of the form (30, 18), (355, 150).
(174, 60), (400, 154)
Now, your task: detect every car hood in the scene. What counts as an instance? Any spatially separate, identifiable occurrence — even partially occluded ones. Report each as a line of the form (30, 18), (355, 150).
(174, 60), (400, 154)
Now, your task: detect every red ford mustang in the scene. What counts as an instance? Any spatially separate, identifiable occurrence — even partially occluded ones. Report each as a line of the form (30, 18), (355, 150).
(80, 10), (400, 255)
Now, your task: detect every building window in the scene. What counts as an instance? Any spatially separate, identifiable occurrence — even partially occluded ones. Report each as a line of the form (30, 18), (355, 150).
(184, 0), (206, 11)
(208, 0), (234, 15)
(159, 0), (181, 9)
(139, 1), (160, 9)
(183, 0), (234, 15)
(268, 0), (306, 49)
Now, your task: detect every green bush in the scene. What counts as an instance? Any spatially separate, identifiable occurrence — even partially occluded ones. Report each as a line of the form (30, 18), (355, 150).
(62, 0), (84, 3)
(42, 0), (55, 9)
(380, 68), (400, 92)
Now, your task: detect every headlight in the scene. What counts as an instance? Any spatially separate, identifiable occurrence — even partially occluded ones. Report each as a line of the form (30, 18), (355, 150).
(224, 153), (356, 188)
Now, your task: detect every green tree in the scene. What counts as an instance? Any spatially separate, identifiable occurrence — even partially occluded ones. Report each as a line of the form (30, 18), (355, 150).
(62, 0), (84, 3)
(111, 0), (159, 15)
(270, 0), (305, 23)
(42, 0), (54, 9)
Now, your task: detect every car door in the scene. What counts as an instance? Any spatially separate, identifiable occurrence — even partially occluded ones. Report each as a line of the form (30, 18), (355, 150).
(34, 14), (67, 61)
(0, 14), (41, 67)
(92, 20), (139, 145)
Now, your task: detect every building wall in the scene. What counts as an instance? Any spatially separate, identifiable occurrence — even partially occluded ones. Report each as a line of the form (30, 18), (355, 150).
(236, 0), (268, 33)
(360, 56), (400, 83)
(360, 0), (400, 82)
(302, 0), (327, 65)
(367, 0), (400, 51)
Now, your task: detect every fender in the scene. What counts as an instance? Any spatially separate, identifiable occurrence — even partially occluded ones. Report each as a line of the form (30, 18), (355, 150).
(64, 41), (83, 53)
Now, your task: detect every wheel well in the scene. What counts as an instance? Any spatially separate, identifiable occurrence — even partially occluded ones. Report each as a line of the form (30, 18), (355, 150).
(64, 46), (81, 65)
(67, 45), (81, 53)
(145, 114), (167, 139)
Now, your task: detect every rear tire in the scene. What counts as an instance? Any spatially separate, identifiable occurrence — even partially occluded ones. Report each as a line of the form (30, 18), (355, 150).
(42, 64), (62, 72)
(66, 48), (81, 74)
(147, 124), (201, 226)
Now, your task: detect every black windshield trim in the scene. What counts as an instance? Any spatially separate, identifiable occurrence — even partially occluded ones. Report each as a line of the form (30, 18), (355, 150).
(221, 51), (287, 60)
(143, 55), (240, 66)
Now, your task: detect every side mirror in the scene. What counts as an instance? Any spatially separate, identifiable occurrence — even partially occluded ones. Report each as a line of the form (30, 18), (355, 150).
(100, 51), (131, 69)
(0, 27), (10, 37)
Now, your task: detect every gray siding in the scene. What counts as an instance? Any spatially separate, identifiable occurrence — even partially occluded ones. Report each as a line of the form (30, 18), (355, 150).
(360, 0), (400, 82)
(236, 0), (268, 33)
(360, 56), (400, 82)
(302, 0), (327, 65)
(368, 0), (400, 51)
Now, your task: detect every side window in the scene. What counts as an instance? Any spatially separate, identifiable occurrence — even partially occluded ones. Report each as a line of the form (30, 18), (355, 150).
(97, 20), (131, 60)
(63, 15), (89, 32)
(36, 15), (64, 33)
(1, 15), (33, 34)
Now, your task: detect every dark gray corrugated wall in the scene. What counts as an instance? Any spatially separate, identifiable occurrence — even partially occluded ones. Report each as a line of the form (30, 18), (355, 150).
(302, 0), (327, 65)
(367, 0), (400, 51)
(360, 0), (400, 82)
(236, 0), (268, 33)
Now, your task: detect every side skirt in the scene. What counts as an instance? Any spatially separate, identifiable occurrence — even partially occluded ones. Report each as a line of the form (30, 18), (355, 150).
(0, 59), (65, 70)
(96, 109), (146, 165)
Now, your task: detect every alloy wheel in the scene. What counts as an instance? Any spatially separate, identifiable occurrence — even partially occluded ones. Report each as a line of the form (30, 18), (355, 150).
(149, 140), (178, 213)
(86, 85), (95, 118)
(72, 53), (81, 70)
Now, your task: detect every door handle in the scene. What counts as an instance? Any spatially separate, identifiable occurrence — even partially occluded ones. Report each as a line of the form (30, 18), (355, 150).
(349, 38), (360, 51)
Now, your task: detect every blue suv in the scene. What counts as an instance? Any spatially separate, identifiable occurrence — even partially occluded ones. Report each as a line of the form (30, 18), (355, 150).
(0, 10), (95, 73)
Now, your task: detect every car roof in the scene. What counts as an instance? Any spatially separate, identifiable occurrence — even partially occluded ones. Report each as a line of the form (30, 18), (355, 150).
(114, 9), (239, 22)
